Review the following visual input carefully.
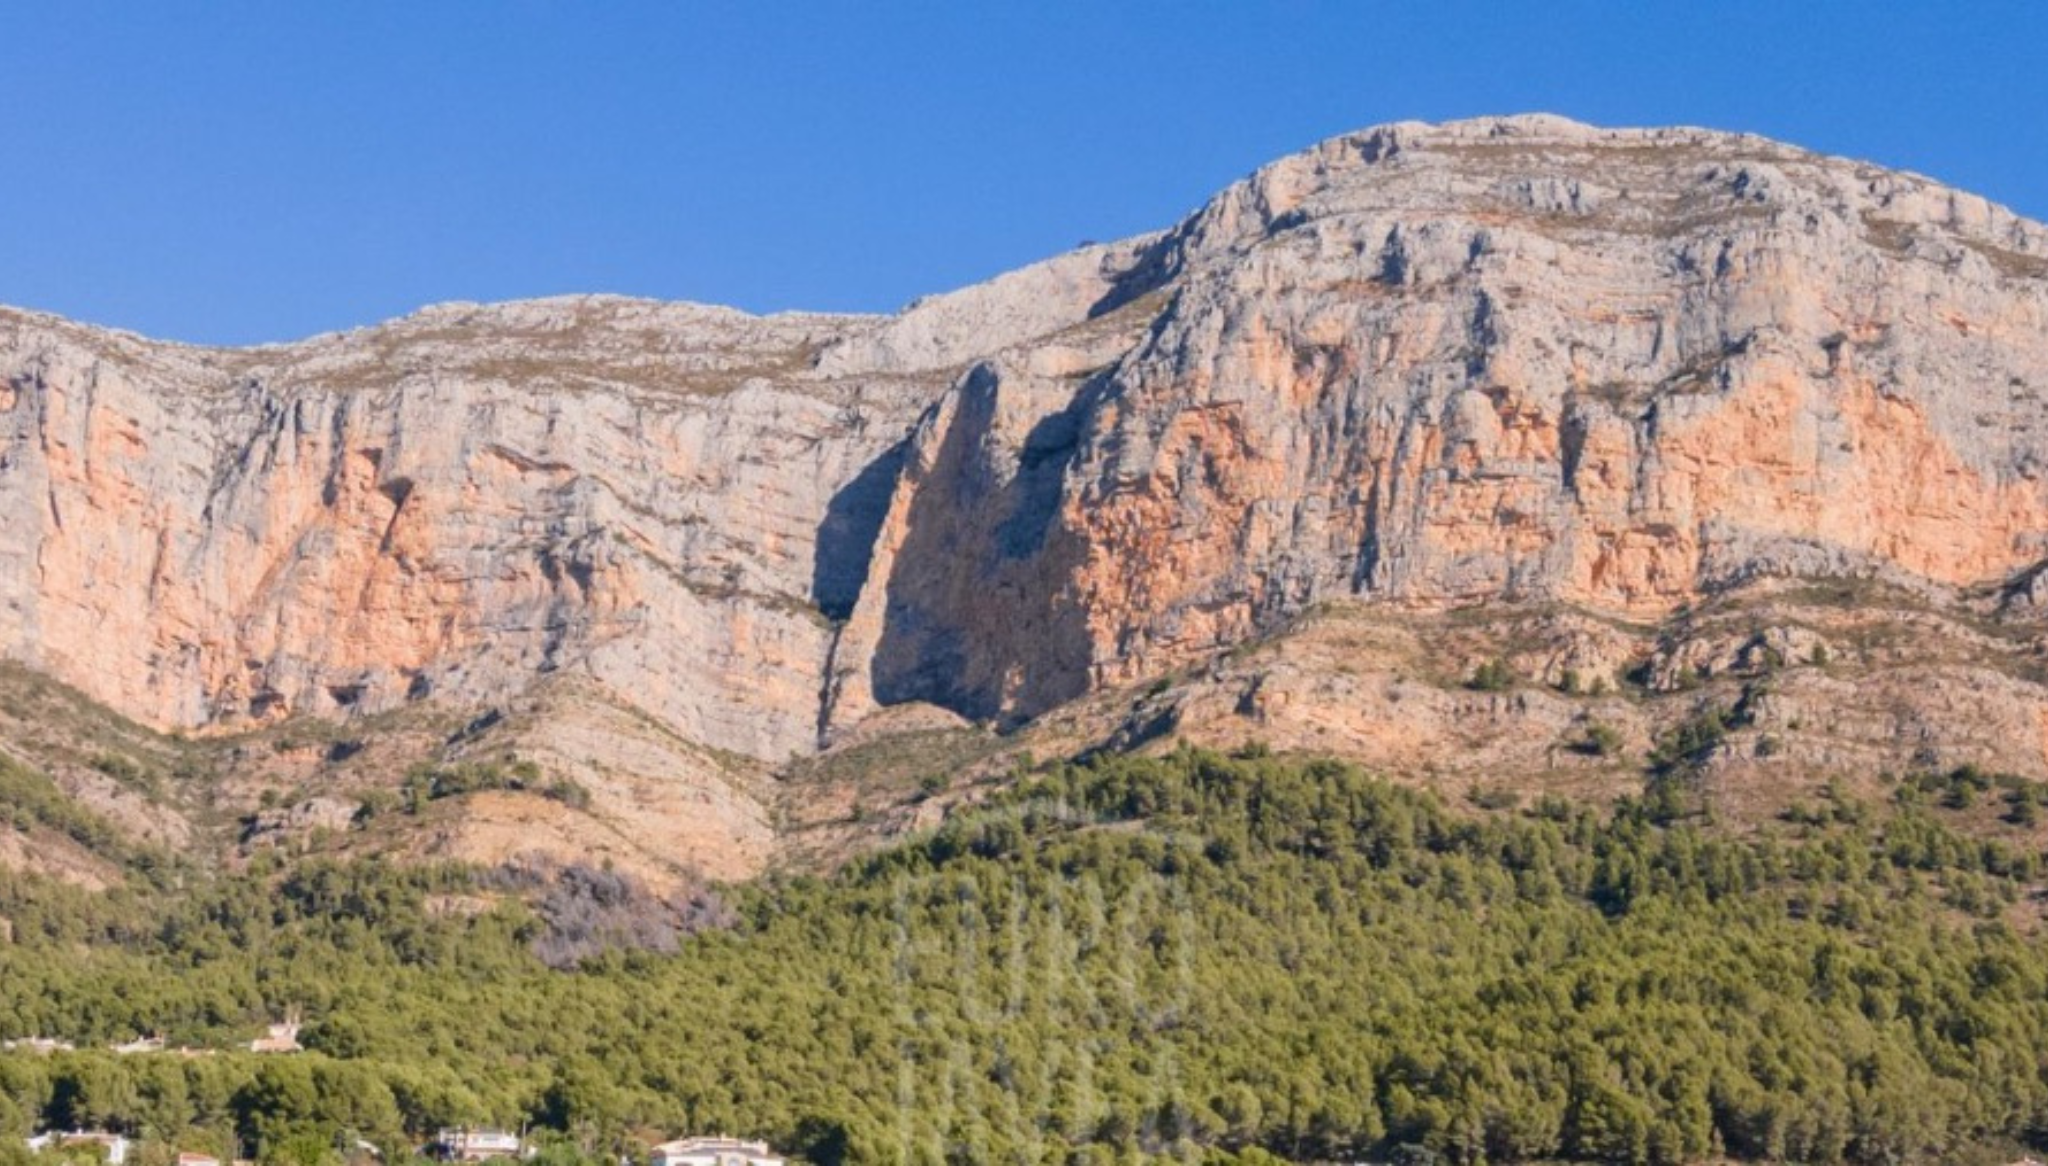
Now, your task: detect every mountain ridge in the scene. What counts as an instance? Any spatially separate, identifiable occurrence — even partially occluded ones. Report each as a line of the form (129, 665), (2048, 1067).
(12, 112), (2041, 352)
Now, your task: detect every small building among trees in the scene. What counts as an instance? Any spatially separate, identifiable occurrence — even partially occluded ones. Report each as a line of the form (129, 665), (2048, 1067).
(649, 1137), (782, 1166)
(429, 1129), (527, 1163)
(26, 1131), (131, 1165)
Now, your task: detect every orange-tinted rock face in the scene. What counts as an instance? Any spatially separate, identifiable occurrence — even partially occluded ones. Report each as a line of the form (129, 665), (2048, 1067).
(843, 117), (2048, 725)
(6, 116), (2048, 766)
(0, 301), (951, 760)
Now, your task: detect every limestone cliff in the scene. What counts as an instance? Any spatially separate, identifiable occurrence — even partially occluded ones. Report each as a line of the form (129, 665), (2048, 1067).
(840, 115), (2048, 726)
(6, 115), (2048, 877)
(0, 238), (1163, 763)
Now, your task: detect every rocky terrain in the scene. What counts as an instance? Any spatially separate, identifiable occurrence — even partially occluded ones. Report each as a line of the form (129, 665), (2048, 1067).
(6, 113), (2048, 887)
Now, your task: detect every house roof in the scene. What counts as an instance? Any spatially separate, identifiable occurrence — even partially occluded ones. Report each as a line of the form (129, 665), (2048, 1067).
(650, 1139), (774, 1155)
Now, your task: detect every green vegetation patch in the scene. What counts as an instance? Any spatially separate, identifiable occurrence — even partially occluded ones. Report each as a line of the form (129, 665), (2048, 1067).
(4, 750), (2048, 1164)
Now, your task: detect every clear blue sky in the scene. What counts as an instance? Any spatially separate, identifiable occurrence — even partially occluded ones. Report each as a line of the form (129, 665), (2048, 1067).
(3, 1), (2044, 346)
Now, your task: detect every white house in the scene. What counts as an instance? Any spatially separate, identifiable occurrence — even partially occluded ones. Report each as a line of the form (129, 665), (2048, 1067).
(27, 1131), (131, 1165)
(431, 1129), (525, 1163)
(250, 1017), (301, 1054)
(1, 1038), (74, 1054)
(649, 1137), (782, 1166)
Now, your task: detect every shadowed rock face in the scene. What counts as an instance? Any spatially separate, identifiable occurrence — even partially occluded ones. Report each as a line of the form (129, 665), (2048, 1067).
(4, 115), (2048, 761)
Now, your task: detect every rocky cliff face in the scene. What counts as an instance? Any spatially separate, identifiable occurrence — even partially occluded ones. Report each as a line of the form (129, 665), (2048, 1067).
(6, 114), (2048, 876)
(840, 115), (2048, 727)
(0, 299), (889, 761)
(0, 237), (1167, 764)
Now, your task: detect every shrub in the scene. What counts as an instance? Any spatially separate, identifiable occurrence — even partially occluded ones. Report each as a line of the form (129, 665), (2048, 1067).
(2004, 791), (2039, 827)
(1648, 706), (1732, 775)
(542, 778), (593, 811)
(1574, 722), (1623, 758)
(1467, 658), (1515, 692)
(353, 790), (397, 823)
(1466, 785), (1521, 811)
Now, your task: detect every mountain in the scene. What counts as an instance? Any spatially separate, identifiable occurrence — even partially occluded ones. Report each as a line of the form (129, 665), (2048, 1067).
(5, 114), (2048, 885)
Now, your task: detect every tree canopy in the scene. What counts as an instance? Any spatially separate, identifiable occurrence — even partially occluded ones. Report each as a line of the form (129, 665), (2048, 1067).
(5, 747), (2048, 1164)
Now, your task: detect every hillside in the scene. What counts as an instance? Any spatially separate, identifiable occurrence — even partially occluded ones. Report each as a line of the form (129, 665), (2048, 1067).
(7, 750), (2048, 1165)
